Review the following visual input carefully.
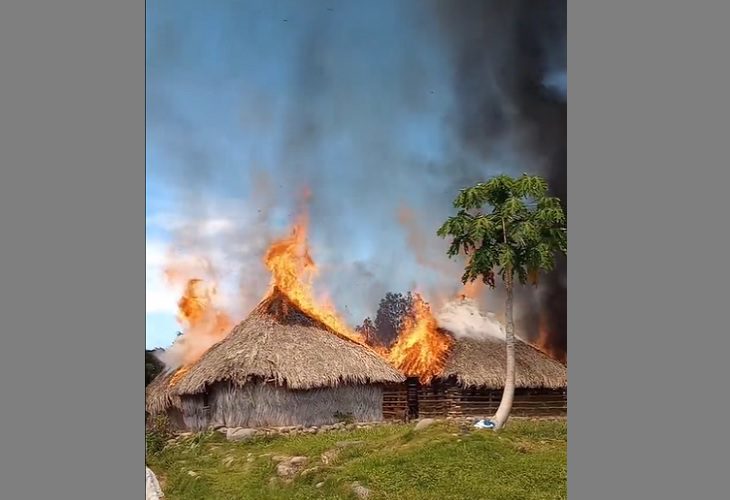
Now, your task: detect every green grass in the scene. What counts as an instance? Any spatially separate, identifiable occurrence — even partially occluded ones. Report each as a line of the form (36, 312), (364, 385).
(147, 420), (566, 500)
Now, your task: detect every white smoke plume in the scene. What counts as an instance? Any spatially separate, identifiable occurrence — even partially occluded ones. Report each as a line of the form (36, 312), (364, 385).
(435, 298), (505, 341)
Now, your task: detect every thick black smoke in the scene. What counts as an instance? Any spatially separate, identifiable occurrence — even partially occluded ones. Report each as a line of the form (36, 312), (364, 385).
(433, 0), (567, 361)
(147, 0), (566, 360)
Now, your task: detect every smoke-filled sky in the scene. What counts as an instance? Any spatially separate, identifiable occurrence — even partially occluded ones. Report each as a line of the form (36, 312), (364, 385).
(146, 0), (566, 350)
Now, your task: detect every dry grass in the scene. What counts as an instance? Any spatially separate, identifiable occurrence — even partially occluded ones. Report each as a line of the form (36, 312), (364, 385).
(441, 335), (567, 389)
(174, 289), (404, 395)
(146, 369), (182, 414)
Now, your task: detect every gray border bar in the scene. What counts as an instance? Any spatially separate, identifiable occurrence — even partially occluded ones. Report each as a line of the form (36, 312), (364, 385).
(569, 0), (730, 498)
(0, 1), (144, 498)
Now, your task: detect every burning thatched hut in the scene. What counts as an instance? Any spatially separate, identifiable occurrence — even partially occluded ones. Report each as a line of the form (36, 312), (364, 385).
(383, 331), (567, 421)
(146, 288), (405, 431)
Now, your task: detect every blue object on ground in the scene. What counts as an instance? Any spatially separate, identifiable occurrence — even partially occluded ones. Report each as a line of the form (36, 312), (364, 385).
(473, 419), (496, 429)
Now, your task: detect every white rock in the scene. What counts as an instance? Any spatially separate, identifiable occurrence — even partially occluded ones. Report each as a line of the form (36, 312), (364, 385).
(414, 418), (436, 431)
(352, 482), (371, 498)
(226, 428), (257, 442)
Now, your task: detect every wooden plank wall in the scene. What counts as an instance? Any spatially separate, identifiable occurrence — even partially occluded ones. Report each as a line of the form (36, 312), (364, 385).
(458, 387), (567, 417)
(417, 380), (449, 418)
(382, 383), (409, 421)
(383, 381), (567, 420)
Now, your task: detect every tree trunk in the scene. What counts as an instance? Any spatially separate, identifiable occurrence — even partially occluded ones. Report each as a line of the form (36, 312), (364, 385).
(493, 276), (515, 431)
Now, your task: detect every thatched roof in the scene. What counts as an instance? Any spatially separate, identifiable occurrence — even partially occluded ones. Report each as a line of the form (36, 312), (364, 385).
(145, 368), (181, 414)
(439, 331), (567, 389)
(170, 288), (405, 395)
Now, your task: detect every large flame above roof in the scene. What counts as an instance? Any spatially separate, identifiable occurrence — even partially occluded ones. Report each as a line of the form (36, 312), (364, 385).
(262, 209), (365, 346)
(387, 293), (454, 383)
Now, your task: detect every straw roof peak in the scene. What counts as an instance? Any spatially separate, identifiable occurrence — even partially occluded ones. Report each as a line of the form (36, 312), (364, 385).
(437, 329), (567, 389)
(161, 288), (404, 397)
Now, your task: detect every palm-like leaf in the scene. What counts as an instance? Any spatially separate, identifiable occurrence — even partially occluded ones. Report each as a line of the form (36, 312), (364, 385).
(438, 174), (566, 287)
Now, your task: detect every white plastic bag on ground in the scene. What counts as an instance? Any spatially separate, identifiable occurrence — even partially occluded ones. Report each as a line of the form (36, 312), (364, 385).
(473, 419), (495, 429)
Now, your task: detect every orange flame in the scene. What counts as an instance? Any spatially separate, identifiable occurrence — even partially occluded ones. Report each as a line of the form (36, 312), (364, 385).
(166, 277), (233, 386)
(263, 213), (364, 345)
(458, 279), (485, 301)
(537, 323), (566, 365)
(387, 293), (453, 383)
(169, 365), (191, 386)
(175, 278), (231, 332)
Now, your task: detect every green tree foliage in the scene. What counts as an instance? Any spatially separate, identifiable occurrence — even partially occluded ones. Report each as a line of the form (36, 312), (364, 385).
(437, 174), (566, 288)
(355, 317), (377, 345)
(146, 349), (164, 386)
(437, 174), (566, 430)
(356, 292), (415, 347)
(374, 292), (414, 347)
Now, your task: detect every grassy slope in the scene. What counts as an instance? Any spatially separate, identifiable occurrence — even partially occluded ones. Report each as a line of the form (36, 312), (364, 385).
(148, 420), (566, 500)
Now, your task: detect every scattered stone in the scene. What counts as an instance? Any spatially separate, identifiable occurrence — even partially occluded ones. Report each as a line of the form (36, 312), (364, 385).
(275, 456), (309, 480)
(226, 428), (257, 442)
(414, 418), (436, 431)
(321, 448), (340, 465)
(246, 457), (254, 463)
(316, 482), (325, 489)
(352, 482), (371, 498)
(345, 424), (356, 431)
(276, 462), (296, 478)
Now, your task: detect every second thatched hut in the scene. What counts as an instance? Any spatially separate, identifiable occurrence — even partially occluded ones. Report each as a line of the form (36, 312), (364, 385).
(383, 331), (567, 420)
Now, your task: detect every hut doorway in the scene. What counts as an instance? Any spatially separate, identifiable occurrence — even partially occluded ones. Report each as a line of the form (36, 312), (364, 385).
(406, 377), (419, 419)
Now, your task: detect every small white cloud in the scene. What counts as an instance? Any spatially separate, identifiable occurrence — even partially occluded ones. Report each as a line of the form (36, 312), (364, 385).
(146, 212), (237, 238)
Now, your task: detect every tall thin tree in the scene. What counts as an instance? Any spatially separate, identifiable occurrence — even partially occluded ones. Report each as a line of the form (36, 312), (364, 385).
(437, 174), (566, 430)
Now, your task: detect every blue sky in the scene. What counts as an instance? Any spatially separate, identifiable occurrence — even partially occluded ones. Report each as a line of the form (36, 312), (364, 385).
(146, 0), (566, 350)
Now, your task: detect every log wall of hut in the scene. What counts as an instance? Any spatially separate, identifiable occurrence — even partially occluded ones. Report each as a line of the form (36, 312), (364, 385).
(180, 394), (211, 431)
(203, 381), (384, 428)
(457, 387), (567, 417)
(383, 377), (566, 420)
(382, 383), (409, 421)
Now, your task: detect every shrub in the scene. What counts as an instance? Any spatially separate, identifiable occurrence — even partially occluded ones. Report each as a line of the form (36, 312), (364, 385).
(146, 414), (174, 456)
